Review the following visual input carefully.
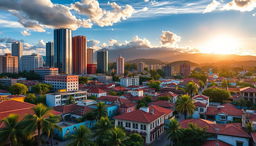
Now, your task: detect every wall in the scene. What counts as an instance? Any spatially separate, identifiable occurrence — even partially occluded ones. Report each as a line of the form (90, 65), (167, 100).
(217, 135), (249, 146)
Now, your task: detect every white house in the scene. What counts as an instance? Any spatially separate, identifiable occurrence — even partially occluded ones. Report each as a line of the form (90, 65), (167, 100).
(127, 89), (144, 97)
(87, 88), (107, 98)
(120, 76), (139, 87)
(192, 95), (209, 119)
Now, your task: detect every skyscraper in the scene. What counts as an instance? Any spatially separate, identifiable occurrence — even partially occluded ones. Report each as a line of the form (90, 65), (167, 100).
(11, 41), (23, 71)
(137, 62), (145, 73)
(46, 41), (54, 67)
(97, 48), (108, 74)
(54, 28), (72, 74)
(116, 56), (124, 75)
(87, 48), (94, 64)
(21, 54), (44, 72)
(72, 36), (87, 74)
(0, 53), (18, 73)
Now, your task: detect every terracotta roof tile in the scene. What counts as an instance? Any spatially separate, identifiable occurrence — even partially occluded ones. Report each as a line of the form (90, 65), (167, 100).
(205, 103), (243, 117)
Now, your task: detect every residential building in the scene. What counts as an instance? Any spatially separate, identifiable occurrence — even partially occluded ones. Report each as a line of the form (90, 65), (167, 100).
(87, 64), (97, 74)
(181, 119), (250, 146)
(127, 89), (144, 97)
(95, 75), (112, 83)
(149, 64), (162, 71)
(114, 105), (172, 144)
(137, 62), (145, 73)
(45, 75), (79, 92)
(180, 63), (191, 77)
(97, 48), (108, 73)
(239, 87), (256, 104)
(54, 28), (72, 74)
(34, 67), (59, 79)
(87, 48), (94, 64)
(46, 41), (54, 67)
(11, 41), (23, 71)
(89, 103), (118, 118)
(0, 53), (18, 73)
(21, 54), (43, 72)
(87, 88), (107, 98)
(0, 78), (17, 87)
(120, 76), (140, 87)
(46, 91), (87, 107)
(192, 95), (209, 119)
(163, 64), (172, 77)
(116, 56), (125, 75)
(72, 36), (87, 74)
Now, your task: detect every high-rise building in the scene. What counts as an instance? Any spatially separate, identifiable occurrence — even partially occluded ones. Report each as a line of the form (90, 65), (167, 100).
(163, 64), (172, 77)
(54, 28), (72, 74)
(120, 76), (140, 87)
(137, 62), (145, 73)
(87, 48), (94, 64)
(72, 36), (87, 74)
(116, 56), (125, 75)
(87, 64), (97, 74)
(45, 75), (79, 92)
(0, 53), (18, 73)
(46, 41), (54, 67)
(11, 41), (23, 71)
(34, 67), (59, 79)
(180, 63), (191, 77)
(97, 48), (108, 74)
(21, 54), (44, 72)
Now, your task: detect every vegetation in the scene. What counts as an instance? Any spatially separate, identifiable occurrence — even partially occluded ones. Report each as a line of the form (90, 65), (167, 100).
(139, 76), (152, 85)
(190, 70), (207, 83)
(175, 95), (195, 119)
(185, 81), (198, 97)
(0, 71), (41, 80)
(32, 83), (52, 95)
(147, 80), (161, 91)
(93, 102), (108, 120)
(9, 83), (28, 95)
(124, 133), (144, 146)
(68, 125), (93, 146)
(202, 88), (231, 103)
(24, 93), (37, 104)
(137, 96), (152, 109)
(149, 70), (161, 80)
(157, 96), (170, 101)
(105, 127), (127, 146)
(79, 76), (88, 84)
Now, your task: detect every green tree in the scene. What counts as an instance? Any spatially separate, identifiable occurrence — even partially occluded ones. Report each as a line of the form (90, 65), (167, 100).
(166, 119), (182, 146)
(93, 117), (113, 146)
(0, 114), (24, 146)
(157, 96), (170, 101)
(32, 83), (52, 95)
(23, 104), (60, 146)
(9, 83), (28, 95)
(147, 80), (161, 91)
(139, 76), (152, 85)
(124, 133), (144, 146)
(136, 96), (152, 109)
(42, 115), (60, 146)
(190, 71), (207, 83)
(66, 96), (75, 105)
(202, 88), (231, 103)
(94, 102), (107, 120)
(106, 127), (127, 146)
(79, 77), (88, 84)
(175, 95), (195, 119)
(24, 93), (37, 104)
(149, 70), (161, 80)
(185, 81), (198, 97)
(221, 80), (229, 89)
(68, 125), (93, 146)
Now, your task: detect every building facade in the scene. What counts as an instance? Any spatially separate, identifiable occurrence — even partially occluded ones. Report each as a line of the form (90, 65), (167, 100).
(87, 64), (97, 74)
(163, 64), (172, 77)
(54, 28), (72, 74)
(120, 76), (140, 87)
(46, 41), (54, 67)
(116, 56), (125, 75)
(72, 36), (87, 74)
(87, 48), (94, 64)
(34, 67), (59, 79)
(97, 48), (108, 73)
(180, 63), (191, 77)
(11, 41), (23, 71)
(21, 54), (43, 72)
(0, 53), (18, 73)
(137, 62), (145, 73)
(45, 75), (79, 92)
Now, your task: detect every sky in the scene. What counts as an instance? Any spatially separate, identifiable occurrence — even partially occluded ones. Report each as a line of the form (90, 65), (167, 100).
(0, 0), (256, 56)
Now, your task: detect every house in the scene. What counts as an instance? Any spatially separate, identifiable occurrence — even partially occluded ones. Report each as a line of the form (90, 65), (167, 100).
(180, 119), (250, 146)
(113, 105), (172, 144)
(127, 89), (144, 97)
(192, 95), (209, 119)
(205, 103), (243, 123)
(242, 110), (256, 130)
(239, 87), (256, 104)
(87, 88), (107, 98)
(149, 100), (174, 109)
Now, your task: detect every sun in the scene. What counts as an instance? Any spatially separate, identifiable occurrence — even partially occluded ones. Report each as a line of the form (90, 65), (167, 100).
(199, 35), (241, 55)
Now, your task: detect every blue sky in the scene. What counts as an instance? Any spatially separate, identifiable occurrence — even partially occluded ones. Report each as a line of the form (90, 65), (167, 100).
(0, 0), (256, 55)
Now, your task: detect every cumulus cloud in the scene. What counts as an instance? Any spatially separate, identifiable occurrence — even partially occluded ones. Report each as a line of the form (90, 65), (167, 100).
(21, 30), (31, 36)
(0, 37), (22, 43)
(223, 0), (256, 11)
(160, 31), (181, 46)
(87, 40), (101, 50)
(204, 0), (221, 13)
(23, 40), (46, 55)
(71, 0), (134, 27)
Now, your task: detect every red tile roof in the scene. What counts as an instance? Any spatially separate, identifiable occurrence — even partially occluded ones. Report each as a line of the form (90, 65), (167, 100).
(87, 88), (106, 93)
(54, 104), (92, 116)
(194, 102), (207, 107)
(192, 95), (209, 100)
(240, 87), (256, 93)
(114, 105), (171, 123)
(149, 100), (174, 109)
(202, 140), (231, 146)
(205, 103), (243, 117)
(180, 119), (250, 138)
(251, 132), (256, 142)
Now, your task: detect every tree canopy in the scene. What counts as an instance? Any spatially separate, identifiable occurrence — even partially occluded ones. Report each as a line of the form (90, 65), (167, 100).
(202, 88), (231, 103)
(9, 83), (28, 95)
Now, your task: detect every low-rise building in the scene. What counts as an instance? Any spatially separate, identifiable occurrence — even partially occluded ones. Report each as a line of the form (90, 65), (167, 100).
(113, 105), (172, 144)
(127, 89), (144, 97)
(87, 88), (107, 98)
(120, 76), (139, 87)
(45, 75), (79, 92)
(0, 78), (17, 87)
(34, 67), (59, 79)
(239, 87), (256, 104)
(46, 91), (87, 107)
(192, 95), (210, 119)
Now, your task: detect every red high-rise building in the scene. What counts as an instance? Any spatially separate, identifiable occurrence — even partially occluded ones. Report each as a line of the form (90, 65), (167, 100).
(87, 64), (97, 74)
(72, 36), (87, 74)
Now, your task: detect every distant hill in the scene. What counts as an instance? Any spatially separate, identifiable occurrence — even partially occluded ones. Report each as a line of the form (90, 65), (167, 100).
(168, 60), (199, 67)
(126, 58), (164, 65)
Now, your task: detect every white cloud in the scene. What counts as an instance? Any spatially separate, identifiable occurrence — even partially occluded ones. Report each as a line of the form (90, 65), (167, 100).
(204, 0), (221, 13)
(0, 19), (23, 28)
(21, 30), (31, 36)
(223, 0), (256, 12)
(87, 40), (101, 50)
(160, 31), (181, 47)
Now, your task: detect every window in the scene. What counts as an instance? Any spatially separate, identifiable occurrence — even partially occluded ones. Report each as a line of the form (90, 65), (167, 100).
(141, 124), (146, 130)
(236, 141), (243, 146)
(133, 123), (138, 129)
(200, 108), (204, 112)
(125, 122), (131, 128)
(118, 121), (123, 127)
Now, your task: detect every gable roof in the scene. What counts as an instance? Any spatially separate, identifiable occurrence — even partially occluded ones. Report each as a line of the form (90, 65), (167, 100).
(240, 87), (256, 93)
(54, 104), (92, 116)
(87, 88), (106, 94)
(192, 95), (209, 100)
(149, 100), (174, 109)
(205, 103), (243, 117)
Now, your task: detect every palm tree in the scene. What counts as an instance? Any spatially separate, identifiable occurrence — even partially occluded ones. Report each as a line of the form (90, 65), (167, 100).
(125, 133), (144, 146)
(106, 127), (127, 146)
(42, 115), (60, 146)
(0, 114), (23, 146)
(68, 125), (93, 146)
(185, 81), (198, 97)
(94, 102), (107, 120)
(23, 103), (60, 146)
(175, 95), (195, 119)
(166, 119), (182, 146)
(93, 117), (113, 146)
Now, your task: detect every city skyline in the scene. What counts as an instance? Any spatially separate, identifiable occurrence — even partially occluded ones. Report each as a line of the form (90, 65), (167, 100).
(0, 0), (256, 56)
